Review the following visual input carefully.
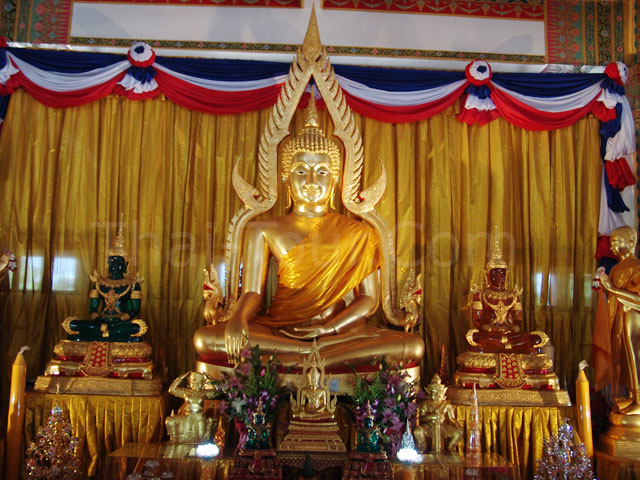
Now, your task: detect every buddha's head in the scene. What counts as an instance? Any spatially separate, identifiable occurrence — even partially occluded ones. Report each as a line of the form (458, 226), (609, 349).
(107, 255), (128, 278)
(610, 226), (637, 260)
(281, 94), (341, 213)
(307, 365), (321, 387)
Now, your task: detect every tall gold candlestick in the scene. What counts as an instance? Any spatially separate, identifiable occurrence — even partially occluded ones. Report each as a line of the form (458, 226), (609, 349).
(575, 361), (593, 457)
(4, 346), (29, 480)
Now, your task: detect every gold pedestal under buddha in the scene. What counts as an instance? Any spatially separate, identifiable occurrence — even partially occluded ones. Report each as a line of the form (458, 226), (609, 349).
(35, 223), (161, 396)
(451, 230), (566, 406)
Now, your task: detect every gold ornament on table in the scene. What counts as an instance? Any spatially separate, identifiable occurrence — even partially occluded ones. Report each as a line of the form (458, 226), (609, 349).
(451, 227), (565, 404)
(413, 374), (463, 455)
(166, 371), (218, 444)
(193, 7), (424, 393)
(597, 226), (640, 457)
(35, 220), (161, 395)
(278, 340), (346, 453)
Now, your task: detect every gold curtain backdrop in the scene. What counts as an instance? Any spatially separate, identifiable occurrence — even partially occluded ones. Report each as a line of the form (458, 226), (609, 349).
(0, 89), (601, 408)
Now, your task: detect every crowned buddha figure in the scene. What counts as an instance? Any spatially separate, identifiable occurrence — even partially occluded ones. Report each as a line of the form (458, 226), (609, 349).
(193, 93), (424, 380)
(36, 222), (159, 390)
(598, 226), (640, 456)
(63, 226), (145, 343)
(453, 231), (559, 391)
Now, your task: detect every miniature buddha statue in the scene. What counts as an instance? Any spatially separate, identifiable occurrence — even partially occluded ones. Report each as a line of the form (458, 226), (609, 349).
(166, 371), (218, 444)
(193, 96), (424, 370)
(413, 374), (462, 454)
(598, 226), (640, 443)
(63, 225), (145, 343)
(453, 231), (558, 390)
(355, 402), (382, 454)
(280, 340), (345, 452)
(246, 399), (272, 450)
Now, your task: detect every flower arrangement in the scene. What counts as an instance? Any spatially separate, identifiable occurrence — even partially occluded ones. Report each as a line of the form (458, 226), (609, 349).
(213, 342), (284, 428)
(349, 358), (422, 453)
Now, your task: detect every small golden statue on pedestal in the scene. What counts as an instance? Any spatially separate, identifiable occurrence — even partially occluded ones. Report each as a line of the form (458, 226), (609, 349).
(451, 229), (566, 405)
(278, 341), (345, 453)
(166, 371), (218, 444)
(35, 221), (161, 395)
(598, 226), (640, 458)
(413, 374), (463, 454)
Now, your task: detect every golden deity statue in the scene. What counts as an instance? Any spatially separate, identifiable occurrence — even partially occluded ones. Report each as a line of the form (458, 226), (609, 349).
(166, 371), (218, 444)
(290, 340), (337, 420)
(453, 230), (560, 392)
(193, 11), (424, 387)
(279, 341), (345, 452)
(599, 226), (640, 457)
(413, 374), (462, 454)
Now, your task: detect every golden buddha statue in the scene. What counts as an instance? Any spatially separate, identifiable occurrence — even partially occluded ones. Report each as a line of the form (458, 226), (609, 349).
(166, 371), (217, 444)
(598, 226), (640, 457)
(279, 340), (345, 452)
(453, 231), (559, 391)
(193, 12), (423, 386)
(413, 374), (462, 454)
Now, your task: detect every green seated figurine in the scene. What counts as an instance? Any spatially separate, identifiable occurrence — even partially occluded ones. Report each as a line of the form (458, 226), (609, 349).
(355, 402), (382, 453)
(63, 225), (145, 343)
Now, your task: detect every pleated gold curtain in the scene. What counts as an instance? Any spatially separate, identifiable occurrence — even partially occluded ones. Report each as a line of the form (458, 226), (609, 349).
(0, 88), (601, 408)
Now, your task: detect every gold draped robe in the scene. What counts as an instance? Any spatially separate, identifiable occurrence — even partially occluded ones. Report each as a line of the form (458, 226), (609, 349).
(607, 256), (640, 393)
(258, 213), (382, 328)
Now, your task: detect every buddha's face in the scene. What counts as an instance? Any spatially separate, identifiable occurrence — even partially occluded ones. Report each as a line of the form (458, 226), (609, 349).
(610, 230), (636, 258)
(487, 268), (506, 288)
(288, 152), (335, 210)
(108, 255), (127, 277)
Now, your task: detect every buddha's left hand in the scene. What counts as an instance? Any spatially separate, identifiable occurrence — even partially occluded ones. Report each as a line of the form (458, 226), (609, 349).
(281, 325), (333, 339)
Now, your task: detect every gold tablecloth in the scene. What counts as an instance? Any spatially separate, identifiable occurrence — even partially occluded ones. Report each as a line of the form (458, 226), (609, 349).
(453, 404), (575, 479)
(595, 450), (640, 480)
(24, 391), (170, 477)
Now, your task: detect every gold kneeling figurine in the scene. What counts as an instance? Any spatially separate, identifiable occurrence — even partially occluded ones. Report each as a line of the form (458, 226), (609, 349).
(413, 374), (462, 454)
(166, 371), (218, 444)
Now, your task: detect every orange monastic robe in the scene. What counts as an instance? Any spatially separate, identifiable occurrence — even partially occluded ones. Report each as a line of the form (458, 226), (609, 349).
(258, 213), (382, 328)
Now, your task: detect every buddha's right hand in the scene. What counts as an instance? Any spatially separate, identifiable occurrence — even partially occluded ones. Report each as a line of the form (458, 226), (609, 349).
(224, 316), (248, 363)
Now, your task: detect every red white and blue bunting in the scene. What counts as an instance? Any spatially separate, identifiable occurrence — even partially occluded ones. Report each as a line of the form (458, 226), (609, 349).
(0, 41), (634, 258)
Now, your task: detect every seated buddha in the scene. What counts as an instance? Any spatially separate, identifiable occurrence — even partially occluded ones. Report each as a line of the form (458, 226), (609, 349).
(193, 97), (424, 373)
(467, 237), (545, 355)
(36, 224), (158, 385)
(63, 226), (145, 343)
(453, 233), (558, 390)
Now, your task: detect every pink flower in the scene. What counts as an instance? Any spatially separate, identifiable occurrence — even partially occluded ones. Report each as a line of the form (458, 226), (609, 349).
(36, 4), (45, 15)
(34, 23), (42, 31)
